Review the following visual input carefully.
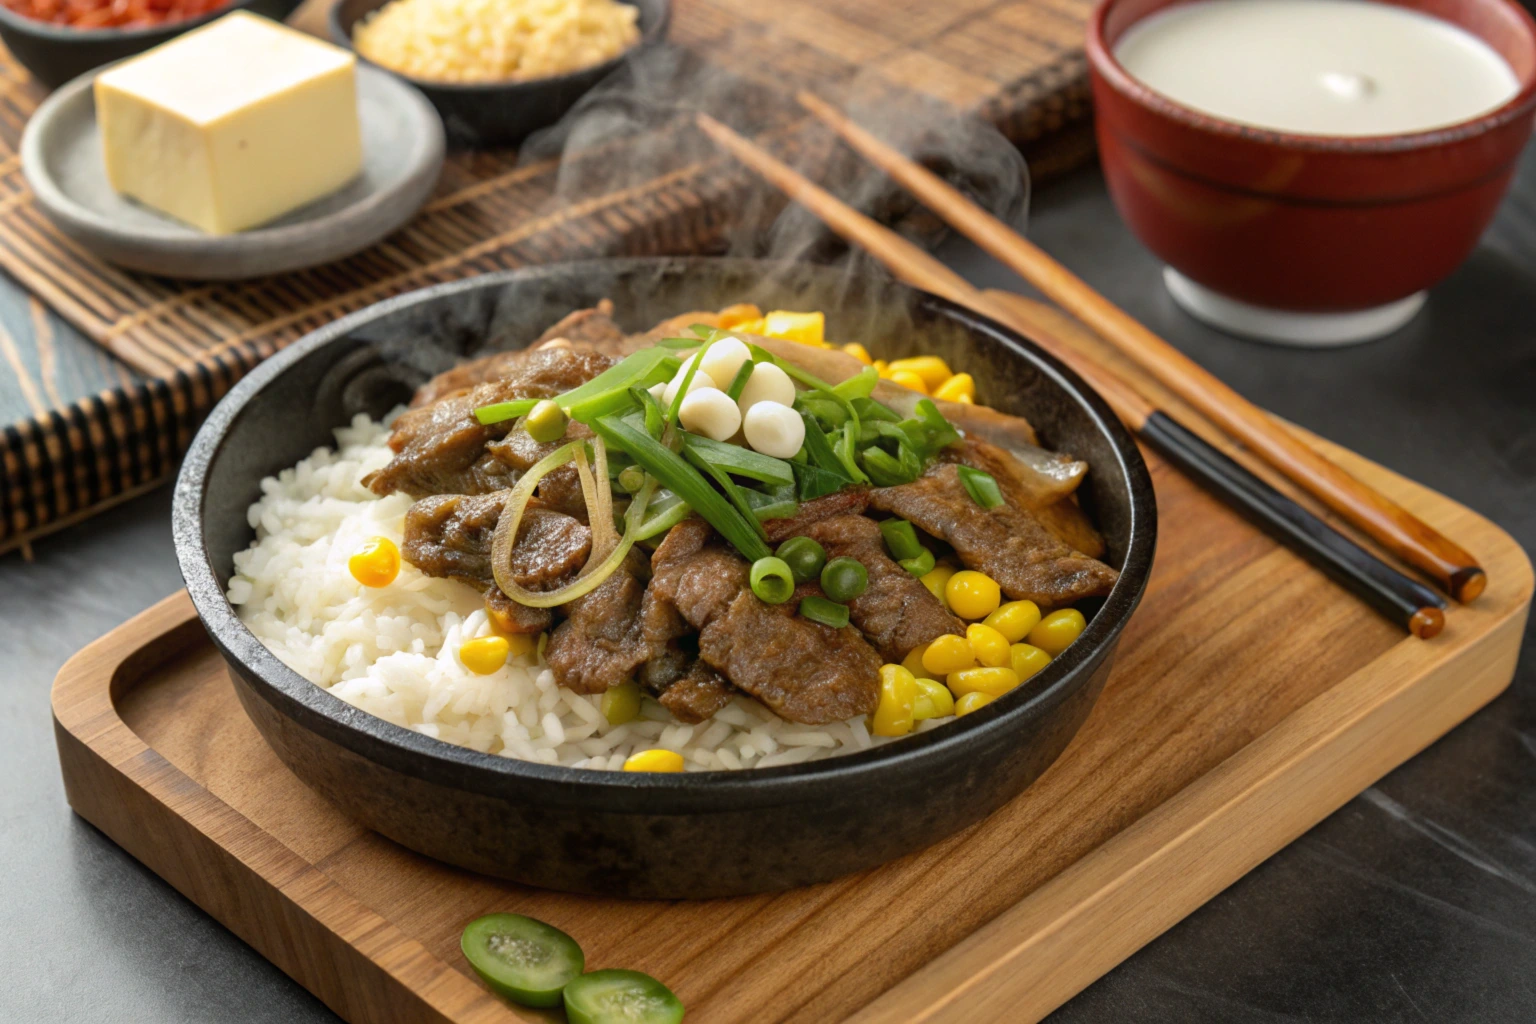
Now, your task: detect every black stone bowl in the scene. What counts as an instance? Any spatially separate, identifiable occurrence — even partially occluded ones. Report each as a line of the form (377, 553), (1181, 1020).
(173, 257), (1156, 899)
(328, 0), (668, 147)
(0, 0), (303, 90)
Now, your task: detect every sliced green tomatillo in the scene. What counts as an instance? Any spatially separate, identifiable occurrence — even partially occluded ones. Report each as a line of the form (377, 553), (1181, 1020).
(562, 969), (685, 1024)
(460, 913), (584, 1008)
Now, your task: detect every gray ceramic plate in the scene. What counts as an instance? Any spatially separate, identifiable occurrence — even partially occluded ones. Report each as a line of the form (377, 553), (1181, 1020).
(20, 62), (444, 280)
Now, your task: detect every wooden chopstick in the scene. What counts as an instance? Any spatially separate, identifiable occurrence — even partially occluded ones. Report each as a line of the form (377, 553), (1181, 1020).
(793, 92), (1485, 605)
(695, 112), (1446, 638)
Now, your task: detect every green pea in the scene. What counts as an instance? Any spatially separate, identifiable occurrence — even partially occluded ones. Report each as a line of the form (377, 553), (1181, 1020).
(775, 535), (827, 584)
(820, 556), (869, 602)
(525, 399), (568, 443)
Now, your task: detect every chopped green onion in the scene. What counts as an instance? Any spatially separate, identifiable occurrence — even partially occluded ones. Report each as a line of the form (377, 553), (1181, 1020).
(775, 536), (827, 584)
(820, 556), (869, 602)
(796, 393), (848, 429)
(879, 519), (923, 561)
(958, 465), (1005, 508)
(473, 397), (539, 426)
(798, 411), (852, 479)
(525, 399), (568, 443)
(799, 596), (850, 629)
(852, 397), (900, 423)
(657, 337), (701, 349)
(791, 461), (849, 501)
(750, 556), (795, 604)
(741, 486), (799, 522)
(689, 324), (723, 341)
(680, 433), (794, 486)
(630, 384), (666, 440)
(831, 366), (879, 401)
(636, 490), (692, 540)
(860, 446), (916, 487)
(590, 415), (771, 561)
(725, 359), (755, 401)
(899, 547), (935, 577)
(666, 334), (721, 424)
(683, 444), (769, 542)
(913, 398), (961, 451)
(616, 465), (648, 494)
(561, 348), (678, 421)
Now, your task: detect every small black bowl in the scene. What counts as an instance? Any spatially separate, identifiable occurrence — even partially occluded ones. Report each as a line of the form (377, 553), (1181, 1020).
(0, 0), (303, 89)
(328, 0), (669, 147)
(173, 257), (1157, 899)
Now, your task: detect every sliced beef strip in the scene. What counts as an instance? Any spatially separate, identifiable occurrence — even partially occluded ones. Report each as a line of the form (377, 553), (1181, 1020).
(870, 464), (1119, 609)
(486, 421), (594, 520)
(403, 493), (589, 635)
(409, 301), (626, 406)
(761, 488), (870, 543)
(698, 592), (880, 724)
(657, 661), (734, 724)
(943, 436), (1106, 558)
(797, 515), (962, 662)
(485, 587), (552, 635)
(644, 519), (880, 724)
(369, 346), (614, 498)
(545, 548), (652, 695)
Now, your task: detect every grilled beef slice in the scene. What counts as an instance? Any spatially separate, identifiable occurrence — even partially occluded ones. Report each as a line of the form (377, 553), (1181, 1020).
(760, 488), (871, 543)
(797, 515), (963, 662)
(545, 548), (652, 694)
(368, 346), (614, 498)
(870, 464), (1119, 608)
(644, 520), (880, 724)
(943, 436), (1106, 559)
(657, 661), (734, 724)
(485, 421), (594, 521)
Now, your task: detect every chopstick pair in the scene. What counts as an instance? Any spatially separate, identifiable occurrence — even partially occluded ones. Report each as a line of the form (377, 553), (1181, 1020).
(695, 107), (1450, 639)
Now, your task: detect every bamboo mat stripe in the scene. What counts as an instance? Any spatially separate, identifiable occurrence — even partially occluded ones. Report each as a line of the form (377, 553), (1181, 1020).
(0, 0), (1098, 553)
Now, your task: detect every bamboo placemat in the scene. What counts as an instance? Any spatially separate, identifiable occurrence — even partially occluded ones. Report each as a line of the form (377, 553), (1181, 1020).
(0, 0), (1099, 552)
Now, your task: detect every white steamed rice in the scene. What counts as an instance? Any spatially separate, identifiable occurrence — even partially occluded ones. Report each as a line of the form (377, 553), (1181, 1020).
(228, 412), (954, 771)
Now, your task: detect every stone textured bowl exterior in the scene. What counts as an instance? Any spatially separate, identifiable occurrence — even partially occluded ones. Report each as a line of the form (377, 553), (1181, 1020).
(173, 257), (1156, 899)
(1087, 0), (1536, 313)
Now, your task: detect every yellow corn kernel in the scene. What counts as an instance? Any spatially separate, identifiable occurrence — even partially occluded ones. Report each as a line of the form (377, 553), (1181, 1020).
(873, 663), (918, 736)
(945, 570), (1001, 621)
(872, 359), (889, 375)
(887, 369), (929, 394)
(601, 682), (642, 725)
(933, 372), (976, 403)
(901, 643), (937, 680)
(348, 536), (400, 588)
(921, 565), (957, 608)
(717, 303), (763, 329)
(947, 666), (1022, 698)
(1010, 643), (1052, 682)
(954, 392), (974, 404)
(841, 342), (874, 365)
(922, 633), (976, 676)
(459, 635), (510, 675)
(955, 691), (996, 717)
(762, 310), (825, 346)
(623, 749), (685, 772)
(730, 316), (766, 336)
(983, 600), (1041, 644)
(912, 677), (955, 720)
(1028, 608), (1087, 656)
(966, 623), (1011, 667)
(887, 356), (954, 389)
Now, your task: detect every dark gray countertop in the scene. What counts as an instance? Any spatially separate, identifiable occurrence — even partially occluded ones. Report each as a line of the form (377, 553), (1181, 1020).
(2, 154), (1533, 1023)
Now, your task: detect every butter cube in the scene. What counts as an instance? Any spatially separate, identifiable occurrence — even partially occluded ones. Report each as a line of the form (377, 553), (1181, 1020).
(95, 12), (363, 236)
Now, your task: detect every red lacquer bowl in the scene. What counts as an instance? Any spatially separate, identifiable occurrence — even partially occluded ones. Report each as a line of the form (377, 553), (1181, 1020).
(1087, 0), (1536, 316)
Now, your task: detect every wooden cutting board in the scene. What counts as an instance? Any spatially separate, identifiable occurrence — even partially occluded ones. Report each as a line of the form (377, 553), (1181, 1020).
(52, 384), (1531, 1022)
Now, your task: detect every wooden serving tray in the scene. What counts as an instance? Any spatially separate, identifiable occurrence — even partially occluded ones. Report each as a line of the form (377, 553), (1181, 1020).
(52, 401), (1531, 1022)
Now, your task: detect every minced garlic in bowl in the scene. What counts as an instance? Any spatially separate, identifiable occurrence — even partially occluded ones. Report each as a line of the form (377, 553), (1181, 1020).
(352, 0), (641, 84)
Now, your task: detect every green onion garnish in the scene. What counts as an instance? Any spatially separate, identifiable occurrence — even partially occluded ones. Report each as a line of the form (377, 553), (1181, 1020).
(590, 415), (771, 561)
(957, 465), (1005, 508)
(750, 556), (796, 605)
(831, 365), (879, 401)
(879, 519), (923, 562)
(472, 397), (539, 425)
(899, 547), (935, 577)
(725, 359), (756, 402)
(616, 465), (648, 494)
(820, 556), (869, 602)
(680, 433), (794, 486)
(657, 337), (702, 349)
(799, 595), (850, 629)
(473, 347), (677, 426)
(682, 444), (770, 542)
(636, 490), (692, 540)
